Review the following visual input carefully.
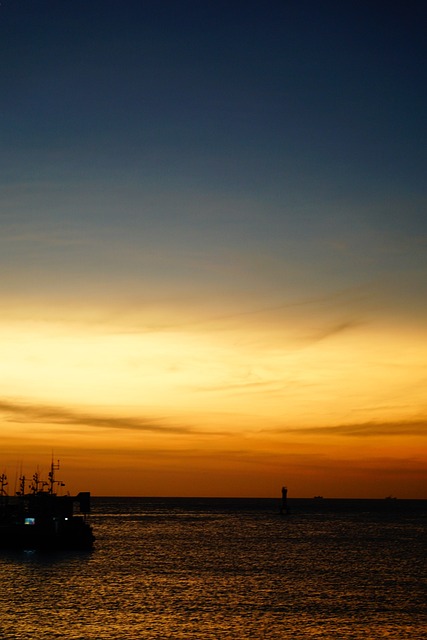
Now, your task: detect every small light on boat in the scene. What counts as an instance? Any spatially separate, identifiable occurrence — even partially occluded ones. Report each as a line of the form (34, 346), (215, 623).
(24, 518), (35, 526)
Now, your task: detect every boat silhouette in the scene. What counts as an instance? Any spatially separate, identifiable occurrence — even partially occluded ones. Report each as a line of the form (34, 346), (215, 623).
(0, 461), (94, 550)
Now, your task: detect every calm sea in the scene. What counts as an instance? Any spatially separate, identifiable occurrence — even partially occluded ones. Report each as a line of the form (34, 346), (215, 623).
(0, 498), (425, 639)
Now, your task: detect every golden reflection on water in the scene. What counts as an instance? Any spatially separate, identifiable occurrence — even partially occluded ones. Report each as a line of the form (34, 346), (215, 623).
(0, 499), (425, 639)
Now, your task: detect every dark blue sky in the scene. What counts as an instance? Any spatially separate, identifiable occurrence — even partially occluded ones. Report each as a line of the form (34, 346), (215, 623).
(3, 1), (426, 192)
(1, 0), (426, 303)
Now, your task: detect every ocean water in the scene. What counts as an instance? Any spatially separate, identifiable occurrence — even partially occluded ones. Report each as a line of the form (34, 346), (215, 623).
(0, 497), (425, 639)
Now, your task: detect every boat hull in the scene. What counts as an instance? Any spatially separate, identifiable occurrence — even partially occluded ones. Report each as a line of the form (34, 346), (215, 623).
(0, 518), (95, 550)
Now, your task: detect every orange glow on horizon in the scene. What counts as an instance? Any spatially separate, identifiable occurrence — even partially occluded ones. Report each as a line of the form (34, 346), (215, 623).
(0, 301), (426, 498)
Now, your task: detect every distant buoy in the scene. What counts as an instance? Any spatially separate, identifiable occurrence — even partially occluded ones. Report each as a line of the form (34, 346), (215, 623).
(280, 485), (290, 515)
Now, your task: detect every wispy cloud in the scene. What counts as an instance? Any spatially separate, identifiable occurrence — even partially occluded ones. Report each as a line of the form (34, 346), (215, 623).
(0, 399), (192, 435)
(273, 419), (427, 438)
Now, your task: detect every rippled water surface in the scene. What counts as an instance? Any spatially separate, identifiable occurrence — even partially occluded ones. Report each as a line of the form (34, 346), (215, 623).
(0, 498), (425, 639)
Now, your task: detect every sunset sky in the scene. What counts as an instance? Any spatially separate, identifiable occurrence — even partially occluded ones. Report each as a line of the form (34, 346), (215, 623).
(1, 1), (426, 498)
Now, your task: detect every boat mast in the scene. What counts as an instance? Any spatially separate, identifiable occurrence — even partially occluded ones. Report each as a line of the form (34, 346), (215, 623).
(48, 459), (58, 494)
(17, 474), (26, 497)
(30, 471), (44, 494)
(0, 473), (8, 497)
(48, 459), (64, 494)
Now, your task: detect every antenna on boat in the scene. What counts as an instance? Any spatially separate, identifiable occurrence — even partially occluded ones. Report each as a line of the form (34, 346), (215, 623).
(48, 458), (64, 494)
